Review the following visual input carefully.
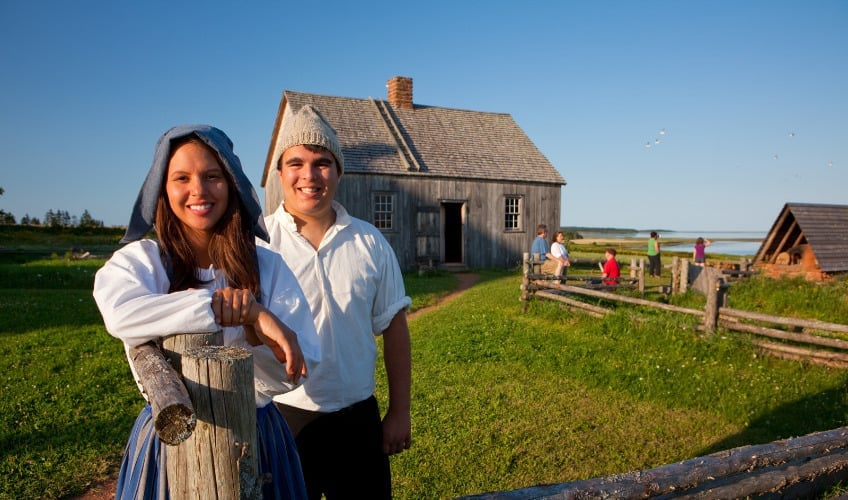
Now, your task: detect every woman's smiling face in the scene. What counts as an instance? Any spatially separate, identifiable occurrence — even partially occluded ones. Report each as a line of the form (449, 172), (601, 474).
(166, 141), (229, 240)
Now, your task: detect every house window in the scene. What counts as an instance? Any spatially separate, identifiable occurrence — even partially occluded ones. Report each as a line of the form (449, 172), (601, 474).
(504, 195), (523, 231)
(373, 193), (395, 231)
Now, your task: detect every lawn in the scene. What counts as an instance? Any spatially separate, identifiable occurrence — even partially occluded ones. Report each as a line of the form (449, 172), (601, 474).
(1, 256), (847, 499)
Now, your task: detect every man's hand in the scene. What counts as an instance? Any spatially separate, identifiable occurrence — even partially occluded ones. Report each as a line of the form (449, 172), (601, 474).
(382, 407), (412, 455)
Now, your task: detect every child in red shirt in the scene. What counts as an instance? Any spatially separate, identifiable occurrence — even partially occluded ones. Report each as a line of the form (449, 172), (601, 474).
(601, 247), (620, 285)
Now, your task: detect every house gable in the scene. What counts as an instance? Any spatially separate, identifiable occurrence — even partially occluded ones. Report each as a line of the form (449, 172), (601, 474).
(755, 202), (848, 277)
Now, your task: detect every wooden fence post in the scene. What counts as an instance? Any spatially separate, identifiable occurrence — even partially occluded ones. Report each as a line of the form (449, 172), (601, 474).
(704, 276), (719, 333)
(168, 345), (261, 500)
(162, 331), (223, 374)
(671, 256), (680, 295)
(127, 332), (223, 446)
(680, 259), (689, 294)
(638, 260), (645, 295)
(521, 253), (532, 311)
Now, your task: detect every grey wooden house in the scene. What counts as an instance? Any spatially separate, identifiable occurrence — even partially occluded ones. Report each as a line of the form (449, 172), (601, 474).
(754, 202), (848, 281)
(261, 76), (565, 271)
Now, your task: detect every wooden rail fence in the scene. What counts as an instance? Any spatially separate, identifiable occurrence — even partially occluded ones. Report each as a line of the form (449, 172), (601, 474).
(507, 254), (848, 498)
(520, 253), (848, 368)
(460, 427), (848, 499)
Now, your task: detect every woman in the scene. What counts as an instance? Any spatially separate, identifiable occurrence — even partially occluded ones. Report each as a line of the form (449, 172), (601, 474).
(693, 237), (711, 267)
(550, 230), (571, 280)
(647, 231), (662, 278)
(93, 125), (318, 499)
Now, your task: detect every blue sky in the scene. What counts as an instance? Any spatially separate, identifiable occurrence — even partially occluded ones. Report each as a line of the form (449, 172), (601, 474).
(1, 1), (845, 232)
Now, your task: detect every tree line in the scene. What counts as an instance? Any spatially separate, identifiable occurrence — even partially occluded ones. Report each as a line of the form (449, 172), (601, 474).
(0, 186), (104, 227)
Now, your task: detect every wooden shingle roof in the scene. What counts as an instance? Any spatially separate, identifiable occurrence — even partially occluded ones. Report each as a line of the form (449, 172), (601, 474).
(262, 90), (565, 186)
(755, 202), (848, 273)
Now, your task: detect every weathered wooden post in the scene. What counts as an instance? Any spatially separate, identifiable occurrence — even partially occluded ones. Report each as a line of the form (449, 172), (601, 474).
(637, 260), (645, 295)
(521, 252), (532, 311)
(671, 256), (680, 295)
(168, 345), (261, 499)
(162, 331), (222, 374)
(704, 275), (720, 333)
(129, 342), (196, 445)
(680, 258), (689, 294)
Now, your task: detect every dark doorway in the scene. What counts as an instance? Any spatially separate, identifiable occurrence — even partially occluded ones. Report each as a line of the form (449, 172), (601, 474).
(443, 202), (464, 263)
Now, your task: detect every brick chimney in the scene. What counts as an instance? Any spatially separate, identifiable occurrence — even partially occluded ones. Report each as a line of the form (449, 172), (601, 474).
(387, 76), (413, 110)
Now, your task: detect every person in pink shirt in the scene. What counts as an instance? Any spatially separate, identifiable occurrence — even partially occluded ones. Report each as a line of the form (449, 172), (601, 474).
(693, 237), (711, 266)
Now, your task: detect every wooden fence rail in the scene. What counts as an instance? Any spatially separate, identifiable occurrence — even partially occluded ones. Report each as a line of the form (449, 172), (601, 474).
(521, 253), (848, 368)
(460, 427), (848, 499)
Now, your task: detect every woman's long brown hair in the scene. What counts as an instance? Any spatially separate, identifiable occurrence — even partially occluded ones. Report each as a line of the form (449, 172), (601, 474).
(155, 137), (260, 295)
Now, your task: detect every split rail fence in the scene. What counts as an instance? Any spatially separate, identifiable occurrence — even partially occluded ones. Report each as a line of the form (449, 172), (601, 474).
(520, 253), (848, 368)
(503, 253), (848, 498)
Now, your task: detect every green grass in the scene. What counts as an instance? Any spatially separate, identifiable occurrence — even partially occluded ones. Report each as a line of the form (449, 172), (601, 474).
(0, 258), (139, 499)
(379, 271), (848, 498)
(2, 257), (848, 499)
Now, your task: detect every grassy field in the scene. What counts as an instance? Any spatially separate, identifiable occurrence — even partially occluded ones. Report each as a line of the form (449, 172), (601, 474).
(1, 241), (848, 498)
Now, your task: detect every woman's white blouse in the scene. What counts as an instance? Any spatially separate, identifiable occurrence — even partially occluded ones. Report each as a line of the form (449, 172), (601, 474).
(93, 239), (320, 407)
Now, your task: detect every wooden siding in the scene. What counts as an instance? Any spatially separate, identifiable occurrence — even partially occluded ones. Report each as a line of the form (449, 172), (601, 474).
(331, 173), (561, 270)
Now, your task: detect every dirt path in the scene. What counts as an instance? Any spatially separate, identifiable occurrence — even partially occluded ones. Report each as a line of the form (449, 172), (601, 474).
(407, 272), (480, 320)
(75, 272), (480, 499)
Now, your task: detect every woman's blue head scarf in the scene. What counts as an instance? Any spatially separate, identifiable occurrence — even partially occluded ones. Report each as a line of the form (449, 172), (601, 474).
(121, 125), (269, 244)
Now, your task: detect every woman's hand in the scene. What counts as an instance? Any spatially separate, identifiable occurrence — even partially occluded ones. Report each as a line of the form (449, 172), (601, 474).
(212, 287), (306, 383)
(211, 287), (258, 326)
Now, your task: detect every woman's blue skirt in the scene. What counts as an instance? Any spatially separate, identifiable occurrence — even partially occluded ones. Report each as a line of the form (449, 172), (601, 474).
(116, 403), (307, 499)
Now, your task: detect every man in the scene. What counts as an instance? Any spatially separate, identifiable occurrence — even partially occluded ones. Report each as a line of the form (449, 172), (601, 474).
(260, 104), (411, 499)
(531, 224), (558, 275)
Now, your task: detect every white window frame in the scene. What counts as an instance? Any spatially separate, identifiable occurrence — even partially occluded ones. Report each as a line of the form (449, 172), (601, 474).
(504, 195), (523, 232)
(373, 192), (395, 231)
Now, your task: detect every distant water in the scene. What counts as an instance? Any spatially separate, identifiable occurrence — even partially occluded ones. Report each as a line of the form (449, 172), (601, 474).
(576, 230), (766, 257)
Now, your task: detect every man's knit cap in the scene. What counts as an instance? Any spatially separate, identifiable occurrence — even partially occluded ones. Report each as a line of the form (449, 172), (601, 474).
(274, 104), (344, 172)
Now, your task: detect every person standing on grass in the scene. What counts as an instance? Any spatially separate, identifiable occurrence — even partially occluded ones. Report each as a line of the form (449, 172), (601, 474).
(693, 237), (711, 267)
(260, 105), (411, 500)
(93, 125), (319, 499)
(601, 247), (620, 285)
(647, 231), (662, 278)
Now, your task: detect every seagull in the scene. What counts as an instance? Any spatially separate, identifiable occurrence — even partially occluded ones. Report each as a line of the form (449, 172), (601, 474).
(655, 139), (660, 144)
(788, 132), (795, 138)
(659, 128), (666, 136)
(773, 154), (779, 160)
(645, 142), (652, 149)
